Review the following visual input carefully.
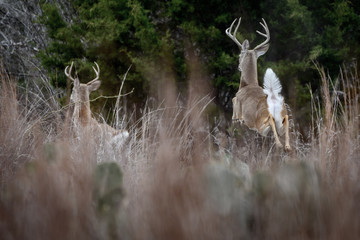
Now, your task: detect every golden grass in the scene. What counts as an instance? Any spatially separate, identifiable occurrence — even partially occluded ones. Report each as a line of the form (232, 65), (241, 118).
(0, 61), (359, 239)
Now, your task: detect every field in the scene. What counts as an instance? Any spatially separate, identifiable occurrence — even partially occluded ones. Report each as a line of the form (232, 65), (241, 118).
(0, 63), (359, 240)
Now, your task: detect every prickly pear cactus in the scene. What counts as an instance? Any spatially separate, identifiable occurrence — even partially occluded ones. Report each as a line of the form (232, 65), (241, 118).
(93, 162), (125, 239)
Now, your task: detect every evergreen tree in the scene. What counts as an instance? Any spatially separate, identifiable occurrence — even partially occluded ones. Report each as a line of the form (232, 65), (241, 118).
(38, 0), (360, 123)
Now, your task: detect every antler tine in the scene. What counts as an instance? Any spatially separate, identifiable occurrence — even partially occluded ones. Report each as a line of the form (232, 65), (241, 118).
(64, 62), (75, 82)
(254, 18), (270, 50)
(225, 18), (243, 48)
(88, 62), (100, 84)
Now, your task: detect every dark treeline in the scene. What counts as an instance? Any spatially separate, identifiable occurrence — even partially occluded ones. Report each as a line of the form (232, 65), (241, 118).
(4, 0), (360, 129)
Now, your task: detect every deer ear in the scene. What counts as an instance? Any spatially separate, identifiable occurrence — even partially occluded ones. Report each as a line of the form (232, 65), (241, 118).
(255, 43), (269, 58)
(242, 39), (249, 51)
(88, 80), (101, 92)
(73, 78), (80, 87)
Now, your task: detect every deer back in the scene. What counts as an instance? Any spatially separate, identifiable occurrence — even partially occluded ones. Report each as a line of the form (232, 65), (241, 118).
(236, 86), (270, 133)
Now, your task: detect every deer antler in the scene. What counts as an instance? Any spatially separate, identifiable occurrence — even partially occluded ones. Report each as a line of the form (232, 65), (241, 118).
(87, 62), (100, 85)
(64, 62), (75, 82)
(254, 18), (270, 50)
(225, 18), (242, 48)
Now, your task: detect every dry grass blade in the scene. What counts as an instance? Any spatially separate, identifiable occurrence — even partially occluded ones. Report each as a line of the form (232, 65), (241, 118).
(0, 61), (360, 239)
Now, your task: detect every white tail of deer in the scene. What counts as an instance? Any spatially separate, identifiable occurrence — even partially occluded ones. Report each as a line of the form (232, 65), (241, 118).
(226, 18), (291, 150)
(263, 68), (290, 150)
(65, 62), (129, 142)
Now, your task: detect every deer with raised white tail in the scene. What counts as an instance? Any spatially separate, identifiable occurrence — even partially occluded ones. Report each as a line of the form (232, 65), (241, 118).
(226, 18), (291, 150)
(65, 62), (129, 143)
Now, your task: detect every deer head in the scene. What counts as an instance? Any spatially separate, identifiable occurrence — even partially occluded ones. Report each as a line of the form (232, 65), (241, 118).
(226, 18), (270, 87)
(65, 62), (101, 125)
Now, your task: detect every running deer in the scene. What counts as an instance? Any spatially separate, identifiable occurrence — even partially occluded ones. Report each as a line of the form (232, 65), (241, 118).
(226, 18), (290, 150)
(65, 62), (129, 142)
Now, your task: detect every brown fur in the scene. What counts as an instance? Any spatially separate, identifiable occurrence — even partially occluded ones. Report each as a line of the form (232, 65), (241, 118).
(65, 63), (128, 141)
(238, 49), (259, 87)
(227, 18), (290, 150)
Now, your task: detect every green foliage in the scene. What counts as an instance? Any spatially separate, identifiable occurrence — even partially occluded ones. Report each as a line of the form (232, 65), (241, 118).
(38, 3), (84, 88)
(38, 0), (360, 122)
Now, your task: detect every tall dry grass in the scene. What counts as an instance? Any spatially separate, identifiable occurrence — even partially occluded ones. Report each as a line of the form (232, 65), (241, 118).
(0, 60), (359, 240)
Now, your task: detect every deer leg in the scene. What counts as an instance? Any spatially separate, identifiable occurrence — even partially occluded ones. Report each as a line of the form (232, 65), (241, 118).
(232, 96), (243, 123)
(284, 114), (291, 151)
(232, 97), (237, 121)
(268, 114), (283, 148)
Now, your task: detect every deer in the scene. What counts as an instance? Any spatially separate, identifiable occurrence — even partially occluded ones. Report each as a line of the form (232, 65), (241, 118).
(65, 62), (129, 143)
(226, 18), (291, 151)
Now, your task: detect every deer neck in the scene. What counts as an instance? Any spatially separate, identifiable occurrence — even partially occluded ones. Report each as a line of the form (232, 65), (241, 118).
(79, 101), (91, 124)
(78, 98), (92, 125)
(240, 55), (258, 87)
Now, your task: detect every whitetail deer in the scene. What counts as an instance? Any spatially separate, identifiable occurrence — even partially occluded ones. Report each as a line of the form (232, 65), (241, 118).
(226, 18), (290, 150)
(65, 62), (129, 142)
